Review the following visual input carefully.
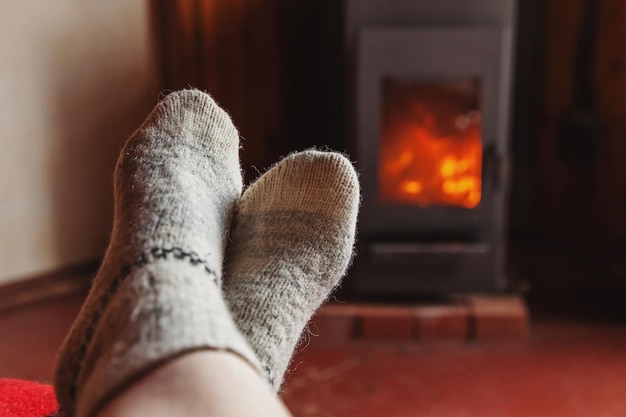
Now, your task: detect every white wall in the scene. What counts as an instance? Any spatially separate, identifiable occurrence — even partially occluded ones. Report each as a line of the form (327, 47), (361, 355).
(0, 1), (157, 284)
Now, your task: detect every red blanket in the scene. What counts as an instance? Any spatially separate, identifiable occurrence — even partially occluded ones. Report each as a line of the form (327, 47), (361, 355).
(0, 379), (58, 417)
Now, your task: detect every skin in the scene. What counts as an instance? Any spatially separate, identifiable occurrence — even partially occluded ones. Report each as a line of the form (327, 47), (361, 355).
(95, 350), (293, 417)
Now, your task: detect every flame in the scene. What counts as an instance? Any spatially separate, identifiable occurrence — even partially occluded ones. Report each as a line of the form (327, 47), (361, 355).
(379, 81), (482, 209)
(401, 180), (423, 195)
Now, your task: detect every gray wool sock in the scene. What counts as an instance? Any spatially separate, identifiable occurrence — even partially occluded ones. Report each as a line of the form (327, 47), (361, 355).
(54, 90), (262, 417)
(223, 150), (360, 391)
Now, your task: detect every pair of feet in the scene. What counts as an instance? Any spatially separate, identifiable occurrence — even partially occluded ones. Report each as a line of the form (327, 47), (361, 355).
(53, 90), (360, 417)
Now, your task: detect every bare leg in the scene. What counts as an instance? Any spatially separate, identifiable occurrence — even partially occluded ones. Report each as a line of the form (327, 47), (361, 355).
(96, 351), (292, 417)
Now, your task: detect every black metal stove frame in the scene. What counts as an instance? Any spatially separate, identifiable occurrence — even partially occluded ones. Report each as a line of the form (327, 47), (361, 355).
(345, 0), (517, 294)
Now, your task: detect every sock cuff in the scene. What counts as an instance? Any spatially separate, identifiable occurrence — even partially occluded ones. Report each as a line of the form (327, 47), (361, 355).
(75, 259), (264, 417)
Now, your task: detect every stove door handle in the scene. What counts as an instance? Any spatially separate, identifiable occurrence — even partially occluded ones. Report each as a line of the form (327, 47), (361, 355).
(483, 144), (508, 191)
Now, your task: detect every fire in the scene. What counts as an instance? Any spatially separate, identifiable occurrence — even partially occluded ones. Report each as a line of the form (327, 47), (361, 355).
(401, 180), (423, 195)
(379, 80), (483, 209)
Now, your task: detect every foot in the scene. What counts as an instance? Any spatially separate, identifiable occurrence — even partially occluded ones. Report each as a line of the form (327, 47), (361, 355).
(54, 90), (261, 417)
(224, 150), (360, 390)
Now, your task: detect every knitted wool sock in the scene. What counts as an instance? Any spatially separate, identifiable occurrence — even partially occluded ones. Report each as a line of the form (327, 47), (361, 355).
(53, 90), (261, 417)
(223, 150), (360, 391)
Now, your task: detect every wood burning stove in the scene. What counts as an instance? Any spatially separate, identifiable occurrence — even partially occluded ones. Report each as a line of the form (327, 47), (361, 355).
(346, 0), (517, 294)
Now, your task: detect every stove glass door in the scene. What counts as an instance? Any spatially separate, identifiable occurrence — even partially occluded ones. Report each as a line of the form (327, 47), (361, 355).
(379, 77), (483, 209)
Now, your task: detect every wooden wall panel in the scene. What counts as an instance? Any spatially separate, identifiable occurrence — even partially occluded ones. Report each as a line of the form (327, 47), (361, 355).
(533, 0), (626, 255)
(149, 0), (290, 180)
(594, 0), (626, 249)
(149, 0), (345, 181)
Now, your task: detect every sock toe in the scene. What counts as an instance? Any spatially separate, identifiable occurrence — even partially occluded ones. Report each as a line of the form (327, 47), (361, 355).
(137, 89), (240, 163)
(239, 150), (360, 223)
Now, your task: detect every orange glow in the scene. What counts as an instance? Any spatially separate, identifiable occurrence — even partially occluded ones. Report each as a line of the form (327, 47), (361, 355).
(401, 180), (423, 195)
(379, 79), (482, 208)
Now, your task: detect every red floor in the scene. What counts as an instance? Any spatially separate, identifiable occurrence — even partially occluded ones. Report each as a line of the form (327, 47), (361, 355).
(283, 321), (626, 416)
(2, 292), (626, 416)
